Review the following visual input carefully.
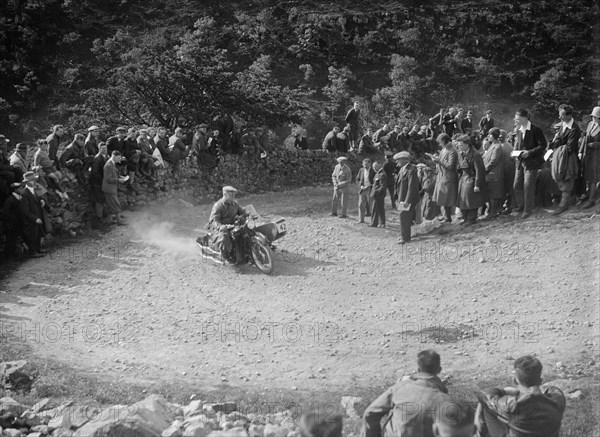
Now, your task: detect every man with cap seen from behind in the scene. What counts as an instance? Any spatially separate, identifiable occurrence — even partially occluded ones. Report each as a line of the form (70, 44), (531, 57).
(331, 156), (351, 218)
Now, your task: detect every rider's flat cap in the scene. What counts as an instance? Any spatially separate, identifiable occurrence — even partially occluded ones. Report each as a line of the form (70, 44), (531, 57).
(222, 186), (238, 194)
(393, 151), (411, 160)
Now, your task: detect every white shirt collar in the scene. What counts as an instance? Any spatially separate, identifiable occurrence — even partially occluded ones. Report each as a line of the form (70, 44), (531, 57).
(519, 120), (531, 134)
(26, 185), (35, 195)
(562, 118), (574, 130)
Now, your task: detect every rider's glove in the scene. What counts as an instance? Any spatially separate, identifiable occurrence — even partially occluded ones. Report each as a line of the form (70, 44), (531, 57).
(219, 225), (228, 232)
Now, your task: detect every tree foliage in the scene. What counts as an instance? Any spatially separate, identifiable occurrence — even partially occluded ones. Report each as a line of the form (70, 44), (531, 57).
(1, 0), (598, 140)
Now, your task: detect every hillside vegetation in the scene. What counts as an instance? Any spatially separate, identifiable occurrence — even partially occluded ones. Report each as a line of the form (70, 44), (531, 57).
(1, 0), (598, 140)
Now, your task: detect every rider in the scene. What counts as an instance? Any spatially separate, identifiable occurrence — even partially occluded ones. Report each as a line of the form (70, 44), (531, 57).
(208, 186), (248, 261)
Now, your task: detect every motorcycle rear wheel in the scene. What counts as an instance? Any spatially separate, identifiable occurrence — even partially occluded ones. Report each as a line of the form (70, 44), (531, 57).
(251, 239), (274, 275)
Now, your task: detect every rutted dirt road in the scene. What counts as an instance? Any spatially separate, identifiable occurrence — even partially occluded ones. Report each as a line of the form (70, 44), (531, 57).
(1, 184), (599, 392)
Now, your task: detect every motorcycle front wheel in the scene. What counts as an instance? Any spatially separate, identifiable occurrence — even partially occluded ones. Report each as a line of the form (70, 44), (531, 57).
(251, 238), (274, 275)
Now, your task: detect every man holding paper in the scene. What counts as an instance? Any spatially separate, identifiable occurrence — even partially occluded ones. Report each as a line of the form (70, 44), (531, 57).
(512, 109), (547, 219)
(393, 151), (420, 244)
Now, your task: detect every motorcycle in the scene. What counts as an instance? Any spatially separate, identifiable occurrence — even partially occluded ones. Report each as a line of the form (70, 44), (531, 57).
(196, 205), (287, 275)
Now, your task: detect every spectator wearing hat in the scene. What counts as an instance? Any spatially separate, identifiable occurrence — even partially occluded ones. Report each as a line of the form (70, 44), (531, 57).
(383, 151), (397, 208)
(359, 128), (376, 155)
(345, 101), (360, 150)
(322, 126), (339, 153)
(10, 143), (31, 174)
(102, 151), (127, 226)
(194, 124), (219, 191)
(479, 110), (494, 137)
(548, 104), (580, 215)
(581, 106), (600, 208)
(475, 355), (565, 437)
(482, 127), (506, 218)
(331, 156), (351, 218)
(33, 139), (68, 200)
(208, 186), (247, 261)
(369, 161), (387, 228)
(363, 350), (451, 437)
(107, 127), (127, 155)
(136, 129), (156, 177)
(60, 133), (91, 183)
(457, 134), (486, 225)
(356, 158), (374, 223)
(90, 143), (108, 227)
(20, 171), (47, 257)
(166, 127), (189, 175)
(85, 126), (101, 156)
(513, 108), (547, 218)
(432, 134), (459, 223)
(46, 125), (65, 170)
(393, 151), (420, 244)
(0, 183), (25, 259)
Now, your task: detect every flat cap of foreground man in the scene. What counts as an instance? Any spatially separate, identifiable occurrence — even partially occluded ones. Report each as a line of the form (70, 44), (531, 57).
(336, 156), (348, 163)
(362, 350), (451, 437)
(222, 185), (238, 194)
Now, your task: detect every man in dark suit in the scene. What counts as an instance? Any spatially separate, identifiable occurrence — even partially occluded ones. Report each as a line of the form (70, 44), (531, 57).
(512, 109), (548, 219)
(479, 110), (495, 137)
(383, 151), (398, 208)
(356, 158), (375, 223)
(394, 151), (420, 244)
(369, 162), (387, 228)
(549, 104), (581, 215)
(20, 172), (46, 257)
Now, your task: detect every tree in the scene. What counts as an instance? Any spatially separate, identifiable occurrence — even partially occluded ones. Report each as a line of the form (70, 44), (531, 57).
(321, 66), (355, 125)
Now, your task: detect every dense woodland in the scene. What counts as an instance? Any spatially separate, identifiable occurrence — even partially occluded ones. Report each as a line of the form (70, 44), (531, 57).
(1, 0), (599, 141)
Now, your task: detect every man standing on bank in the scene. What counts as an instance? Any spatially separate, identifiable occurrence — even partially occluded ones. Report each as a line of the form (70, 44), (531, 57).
(331, 156), (351, 218)
(369, 161), (387, 228)
(394, 151), (420, 244)
(512, 109), (547, 219)
(383, 151), (397, 209)
(356, 158), (374, 224)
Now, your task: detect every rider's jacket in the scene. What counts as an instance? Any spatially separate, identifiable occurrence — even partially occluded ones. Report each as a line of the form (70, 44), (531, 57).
(209, 198), (246, 228)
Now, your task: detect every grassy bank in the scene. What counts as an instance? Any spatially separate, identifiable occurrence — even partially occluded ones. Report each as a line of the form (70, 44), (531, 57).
(1, 333), (597, 436)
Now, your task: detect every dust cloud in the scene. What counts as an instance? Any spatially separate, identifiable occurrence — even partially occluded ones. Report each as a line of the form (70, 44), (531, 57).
(130, 212), (204, 260)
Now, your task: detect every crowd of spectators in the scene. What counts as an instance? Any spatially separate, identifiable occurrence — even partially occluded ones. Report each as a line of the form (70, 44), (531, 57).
(0, 117), (278, 259)
(328, 102), (600, 243)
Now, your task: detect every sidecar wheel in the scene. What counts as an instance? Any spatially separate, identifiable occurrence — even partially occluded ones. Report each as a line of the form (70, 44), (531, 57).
(251, 239), (274, 275)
